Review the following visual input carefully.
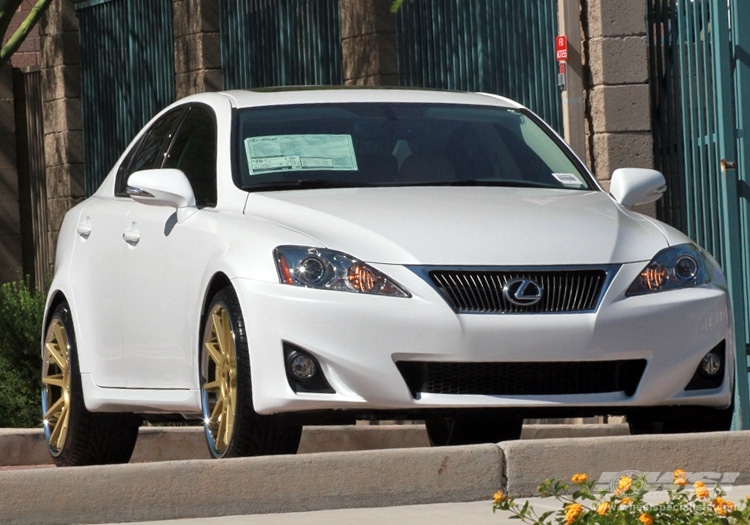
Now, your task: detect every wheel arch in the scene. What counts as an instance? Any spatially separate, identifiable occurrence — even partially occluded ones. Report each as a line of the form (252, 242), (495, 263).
(43, 291), (70, 332)
(201, 272), (234, 322)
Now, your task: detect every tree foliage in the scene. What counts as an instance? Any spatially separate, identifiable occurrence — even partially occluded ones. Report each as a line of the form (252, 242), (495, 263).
(0, 0), (53, 68)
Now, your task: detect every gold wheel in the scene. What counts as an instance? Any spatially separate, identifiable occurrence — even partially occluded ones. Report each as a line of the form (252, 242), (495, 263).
(42, 317), (71, 454)
(201, 303), (238, 456)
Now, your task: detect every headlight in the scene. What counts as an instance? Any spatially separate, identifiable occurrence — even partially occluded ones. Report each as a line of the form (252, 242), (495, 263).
(626, 244), (711, 296)
(274, 246), (410, 297)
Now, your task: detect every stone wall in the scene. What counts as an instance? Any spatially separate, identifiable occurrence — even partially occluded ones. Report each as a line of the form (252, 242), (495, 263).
(582, 0), (654, 189)
(340, 0), (397, 86)
(4, 1), (41, 68)
(174, 0), (222, 98)
(40, 0), (84, 254)
(0, 65), (22, 283)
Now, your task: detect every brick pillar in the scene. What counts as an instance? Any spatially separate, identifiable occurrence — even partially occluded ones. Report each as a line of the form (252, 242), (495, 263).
(582, 0), (654, 210)
(340, 0), (398, 86)
(174, 0), (222, 98)
(0, 65), (22, 284)
(40, 0), (84, 257)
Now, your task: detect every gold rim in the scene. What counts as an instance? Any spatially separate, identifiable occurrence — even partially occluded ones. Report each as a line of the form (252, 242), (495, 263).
(42, 317), (71, 454)
(202, 304), (237, 455)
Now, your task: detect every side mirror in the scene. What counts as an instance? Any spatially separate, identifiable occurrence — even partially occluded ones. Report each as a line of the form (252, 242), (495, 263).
(126, 169), (197, 221)
(610, 168), (666, 208)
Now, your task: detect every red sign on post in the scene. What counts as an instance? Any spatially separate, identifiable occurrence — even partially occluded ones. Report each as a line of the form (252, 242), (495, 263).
(555, 35), (567, 61)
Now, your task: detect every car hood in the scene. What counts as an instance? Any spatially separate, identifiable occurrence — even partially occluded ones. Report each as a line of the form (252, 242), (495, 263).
(243, 187), (668, 266)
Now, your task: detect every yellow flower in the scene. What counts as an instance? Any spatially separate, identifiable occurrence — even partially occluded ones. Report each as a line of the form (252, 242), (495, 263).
(565, 503), (583, 524)
(596, 501), (611, 515)
(694, 481), (709, 499)
(618, 476), (633, 492)
(621, 497), (633, 505)
(713, 497), (735, 516)
(571, 473), (588, 484)
(674, 469), (688, 485)
(493, 490), (506, 504)
(639, 512), (654, 525)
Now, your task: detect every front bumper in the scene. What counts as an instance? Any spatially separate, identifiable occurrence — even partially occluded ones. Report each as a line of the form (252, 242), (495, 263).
(234, 261), (734, 415)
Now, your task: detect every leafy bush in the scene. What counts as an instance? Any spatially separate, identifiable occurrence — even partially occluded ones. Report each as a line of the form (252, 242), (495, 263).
(492, 470), (750, 524)
(0, 277), (46, 427)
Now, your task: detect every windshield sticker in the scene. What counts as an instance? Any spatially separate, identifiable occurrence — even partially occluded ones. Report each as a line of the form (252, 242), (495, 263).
(552, 172), (583, 186)
(245, 135), (358, 175)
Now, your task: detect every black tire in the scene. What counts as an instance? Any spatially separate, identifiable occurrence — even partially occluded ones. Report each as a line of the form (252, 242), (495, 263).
(627, 405), (733, 435)
(426, 415), (523, 446)
(200, 287), (302, 458)
(41, 303), (141, 467)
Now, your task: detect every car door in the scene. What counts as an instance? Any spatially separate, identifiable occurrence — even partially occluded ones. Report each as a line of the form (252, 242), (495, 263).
(68, 196), (134, 388)
(120, 105), (219, 389)
(67, 108), (188, 388)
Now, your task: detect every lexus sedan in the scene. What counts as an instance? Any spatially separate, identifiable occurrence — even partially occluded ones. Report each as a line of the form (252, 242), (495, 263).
(42, 88), (734, 466)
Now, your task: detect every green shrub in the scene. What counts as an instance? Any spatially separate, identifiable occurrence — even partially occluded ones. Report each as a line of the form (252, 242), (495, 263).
(0, 277), (46, 428)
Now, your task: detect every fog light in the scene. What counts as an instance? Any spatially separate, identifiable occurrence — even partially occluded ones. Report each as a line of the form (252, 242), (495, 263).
(282, 342), (335, 394)
(700, 351), (723, 377)
(288, 352), (317, 381)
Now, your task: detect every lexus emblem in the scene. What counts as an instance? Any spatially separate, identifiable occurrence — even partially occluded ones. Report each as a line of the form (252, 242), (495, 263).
(503, 278), (543, 306)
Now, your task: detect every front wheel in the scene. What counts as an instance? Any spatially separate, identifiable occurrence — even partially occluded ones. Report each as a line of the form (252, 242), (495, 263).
(200, 287), (301, 458)
(41, 302), (141, 466)
(426, 415), (523, 446)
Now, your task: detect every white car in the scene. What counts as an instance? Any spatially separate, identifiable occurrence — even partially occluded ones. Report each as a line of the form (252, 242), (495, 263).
(42, 88), (734, 466)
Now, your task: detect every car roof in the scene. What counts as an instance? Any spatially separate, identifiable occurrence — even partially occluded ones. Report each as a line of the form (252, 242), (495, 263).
(216, 87), (524, 110)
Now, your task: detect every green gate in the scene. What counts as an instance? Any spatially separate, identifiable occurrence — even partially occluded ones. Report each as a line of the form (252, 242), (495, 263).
(219, 0), (343, 90)
(395, 0), (562, 133)
(76, 0), (175, 195)
(649, 0), (750, 427)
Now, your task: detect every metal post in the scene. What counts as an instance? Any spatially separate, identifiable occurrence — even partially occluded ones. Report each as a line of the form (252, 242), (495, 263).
(730, 0), (750, 429)
(558, 0), (586, 161)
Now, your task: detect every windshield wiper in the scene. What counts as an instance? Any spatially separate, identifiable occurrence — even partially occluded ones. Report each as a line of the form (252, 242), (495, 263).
(245, 179), (375, 192)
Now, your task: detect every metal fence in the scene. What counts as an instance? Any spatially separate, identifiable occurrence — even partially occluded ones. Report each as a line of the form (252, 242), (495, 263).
(219, 0), (343, 90)
(648, 0), (750, 427)
(76, 0), (176, 195)
(395, 0), (562, 133)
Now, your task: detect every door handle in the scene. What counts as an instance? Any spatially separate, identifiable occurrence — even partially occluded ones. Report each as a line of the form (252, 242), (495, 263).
(77, 217), (92, 238)
(123, 223), (140, 245)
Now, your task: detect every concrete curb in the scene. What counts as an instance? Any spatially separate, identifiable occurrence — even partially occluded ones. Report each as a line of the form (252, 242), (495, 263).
(6, 425), (748, 525)
(502, 430), (750, 496)
(1, 445), (503, 525)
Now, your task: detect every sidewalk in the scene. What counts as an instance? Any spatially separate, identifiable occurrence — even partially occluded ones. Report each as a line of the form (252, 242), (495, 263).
(95, 486), (750, 525)
(95, 501), (513, 525)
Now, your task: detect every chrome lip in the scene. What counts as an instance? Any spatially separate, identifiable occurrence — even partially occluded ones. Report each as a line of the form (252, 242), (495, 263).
(407, 264), (621, 314)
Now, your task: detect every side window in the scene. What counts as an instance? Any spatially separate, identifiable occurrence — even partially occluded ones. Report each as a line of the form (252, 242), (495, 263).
(163, 106), (218, 207)
(115, 108), (187, 196)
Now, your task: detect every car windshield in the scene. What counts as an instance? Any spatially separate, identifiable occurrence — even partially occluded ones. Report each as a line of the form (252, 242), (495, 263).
(235, 103), (593, 192)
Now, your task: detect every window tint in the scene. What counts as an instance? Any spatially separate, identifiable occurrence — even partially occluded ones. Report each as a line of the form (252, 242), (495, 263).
(115, 108), (186, 195)
(163, 106), (218, 207)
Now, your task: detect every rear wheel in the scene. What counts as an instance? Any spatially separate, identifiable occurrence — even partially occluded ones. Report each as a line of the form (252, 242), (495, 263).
(41, 302), (141, 466)
(426, 415), (523, 446)
(627, 405), (733, 434)
(200, 287), (301, 458)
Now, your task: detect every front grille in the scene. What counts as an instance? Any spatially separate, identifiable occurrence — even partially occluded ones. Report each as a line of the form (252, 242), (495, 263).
(424, 267), (614, 313)
(396, 360), (647, 397)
